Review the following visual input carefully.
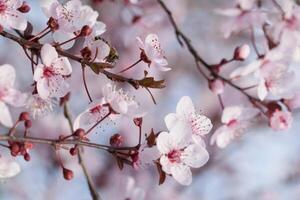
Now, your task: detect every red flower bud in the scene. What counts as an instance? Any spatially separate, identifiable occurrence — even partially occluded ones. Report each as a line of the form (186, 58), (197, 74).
(63, 168), (74, 180)
(110, 134), (123, 147)
(133, 118), (142, 127)
(19, 112), (30, 121)
(18, 2), (30, 13)
(24, 153), (31, 161)
(10, 143), (20, 156)
(80, 25), (93, 37)
(73, 128), (86, 138)
(69, 147), (78, 156)
(25, 120), (32, 128)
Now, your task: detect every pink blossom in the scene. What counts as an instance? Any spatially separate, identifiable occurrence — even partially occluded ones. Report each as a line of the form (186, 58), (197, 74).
(73, 99), (110, 132)
(137, 33), (170, 71)
(230, 46), (295, 100)
(83, 22), (110, 62)
(210, 106), (259, 148)
(165, 96), (212, 144)
(285, 92), (300, 110)
(42, 0), (99, 49)
(0, 157), (20, 179)
(0, 0), (28, 31)
(26, 94), (55, 118)
(33, 44), (72, 100)
(0, 64), (27, 127)
(234, 44), (251, 60)
(157, 122), (209, 185)
(209, 79), (225, 95)
(215, 0), (266, 38)
(269, 110), (293, 131)
(74, 83), (144, 131)
(102, 83), (144, 118)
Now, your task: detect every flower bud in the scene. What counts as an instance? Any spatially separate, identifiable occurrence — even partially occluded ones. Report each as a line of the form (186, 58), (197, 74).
(69, 147), (78, 156)
(47, 17), (59, 31)
(73, 128), (85, 138)
(18, 2), (30, 13)
(269, 110), (293, 131)
(80, 25), (93, 37)
(63, 168), (74, 180)
(25, 120), (32, 128)
(24, 153), (31, 161)
(234, 44), (250, 61)
(10, 143), (20, 156)
(209, 79), (224, 95)
(110, 134), (123, 147)
(19, 112), (30, 121)
(133, 118), (142, 127)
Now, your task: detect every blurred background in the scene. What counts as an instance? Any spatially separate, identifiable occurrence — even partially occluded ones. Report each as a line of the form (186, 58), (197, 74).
(0, 0), (300, 199)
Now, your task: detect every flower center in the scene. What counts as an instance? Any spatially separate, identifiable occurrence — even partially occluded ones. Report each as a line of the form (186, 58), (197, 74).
(0, 2), (7, 14)
(279, 115), (288, 126)
(43, 67), (55, 78)
(227, 119), (237, 127)
(89, 105), (102, 114)
(167, 150), (181, 163)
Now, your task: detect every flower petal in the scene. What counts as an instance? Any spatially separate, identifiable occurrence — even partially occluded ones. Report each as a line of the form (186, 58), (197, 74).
(41, 44), (58, 66)
(0, 102), (13, 127)
(181, 144), (209, 168)
(0, 64), (15, 87)
(176, 96), (195, 116)
(37, 78), (50, 99)
(164, 113), (178, 130)
(0, 159), (21, 179)
(170, 164), (192, 185)
(160, 155), (172, 174)
(156, 131), (174, 154)
(52, 57), (72, 75)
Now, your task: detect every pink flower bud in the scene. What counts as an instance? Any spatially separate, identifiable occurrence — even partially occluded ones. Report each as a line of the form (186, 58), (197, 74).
(18, 2), (30, 13)
(73, 128), (85, 138)
(110, 134), (123, 147)
(269, 110), (293, 131)
(25, 120), (32, 128)
(133, 118), (143, 126)
(63, 168), (74, 180)
(209, 79), (224, 95)
(234, 44), (250, 61)
(19, 112), (30, 121)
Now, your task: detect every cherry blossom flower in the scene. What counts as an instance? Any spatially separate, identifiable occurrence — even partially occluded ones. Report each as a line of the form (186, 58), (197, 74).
(0, 64), (27, 127)
(271, 0), (300, 44)
(209, 79), (225, 95)
(215, 0), (266, 38)
(42, 0), (99, 48)
(137, 33), (170, 71)
(284, 92), (300, 110)
(210, 106), (259, 148)
(73, 99), (110, 132)
(0, 158), (21, 179)
(102, 83), (144, 117)
(0, 0), (28, 31)
(230, 46), (295, 100)
(164, 96), (212, 144)
(83, 22), (110, 62)
(74, 83), (144, 131)
(269, 109), (293, 131)
(33, 43), (72, 100)
(157, 122), (209, 185)
(26, 94), (55, 119)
